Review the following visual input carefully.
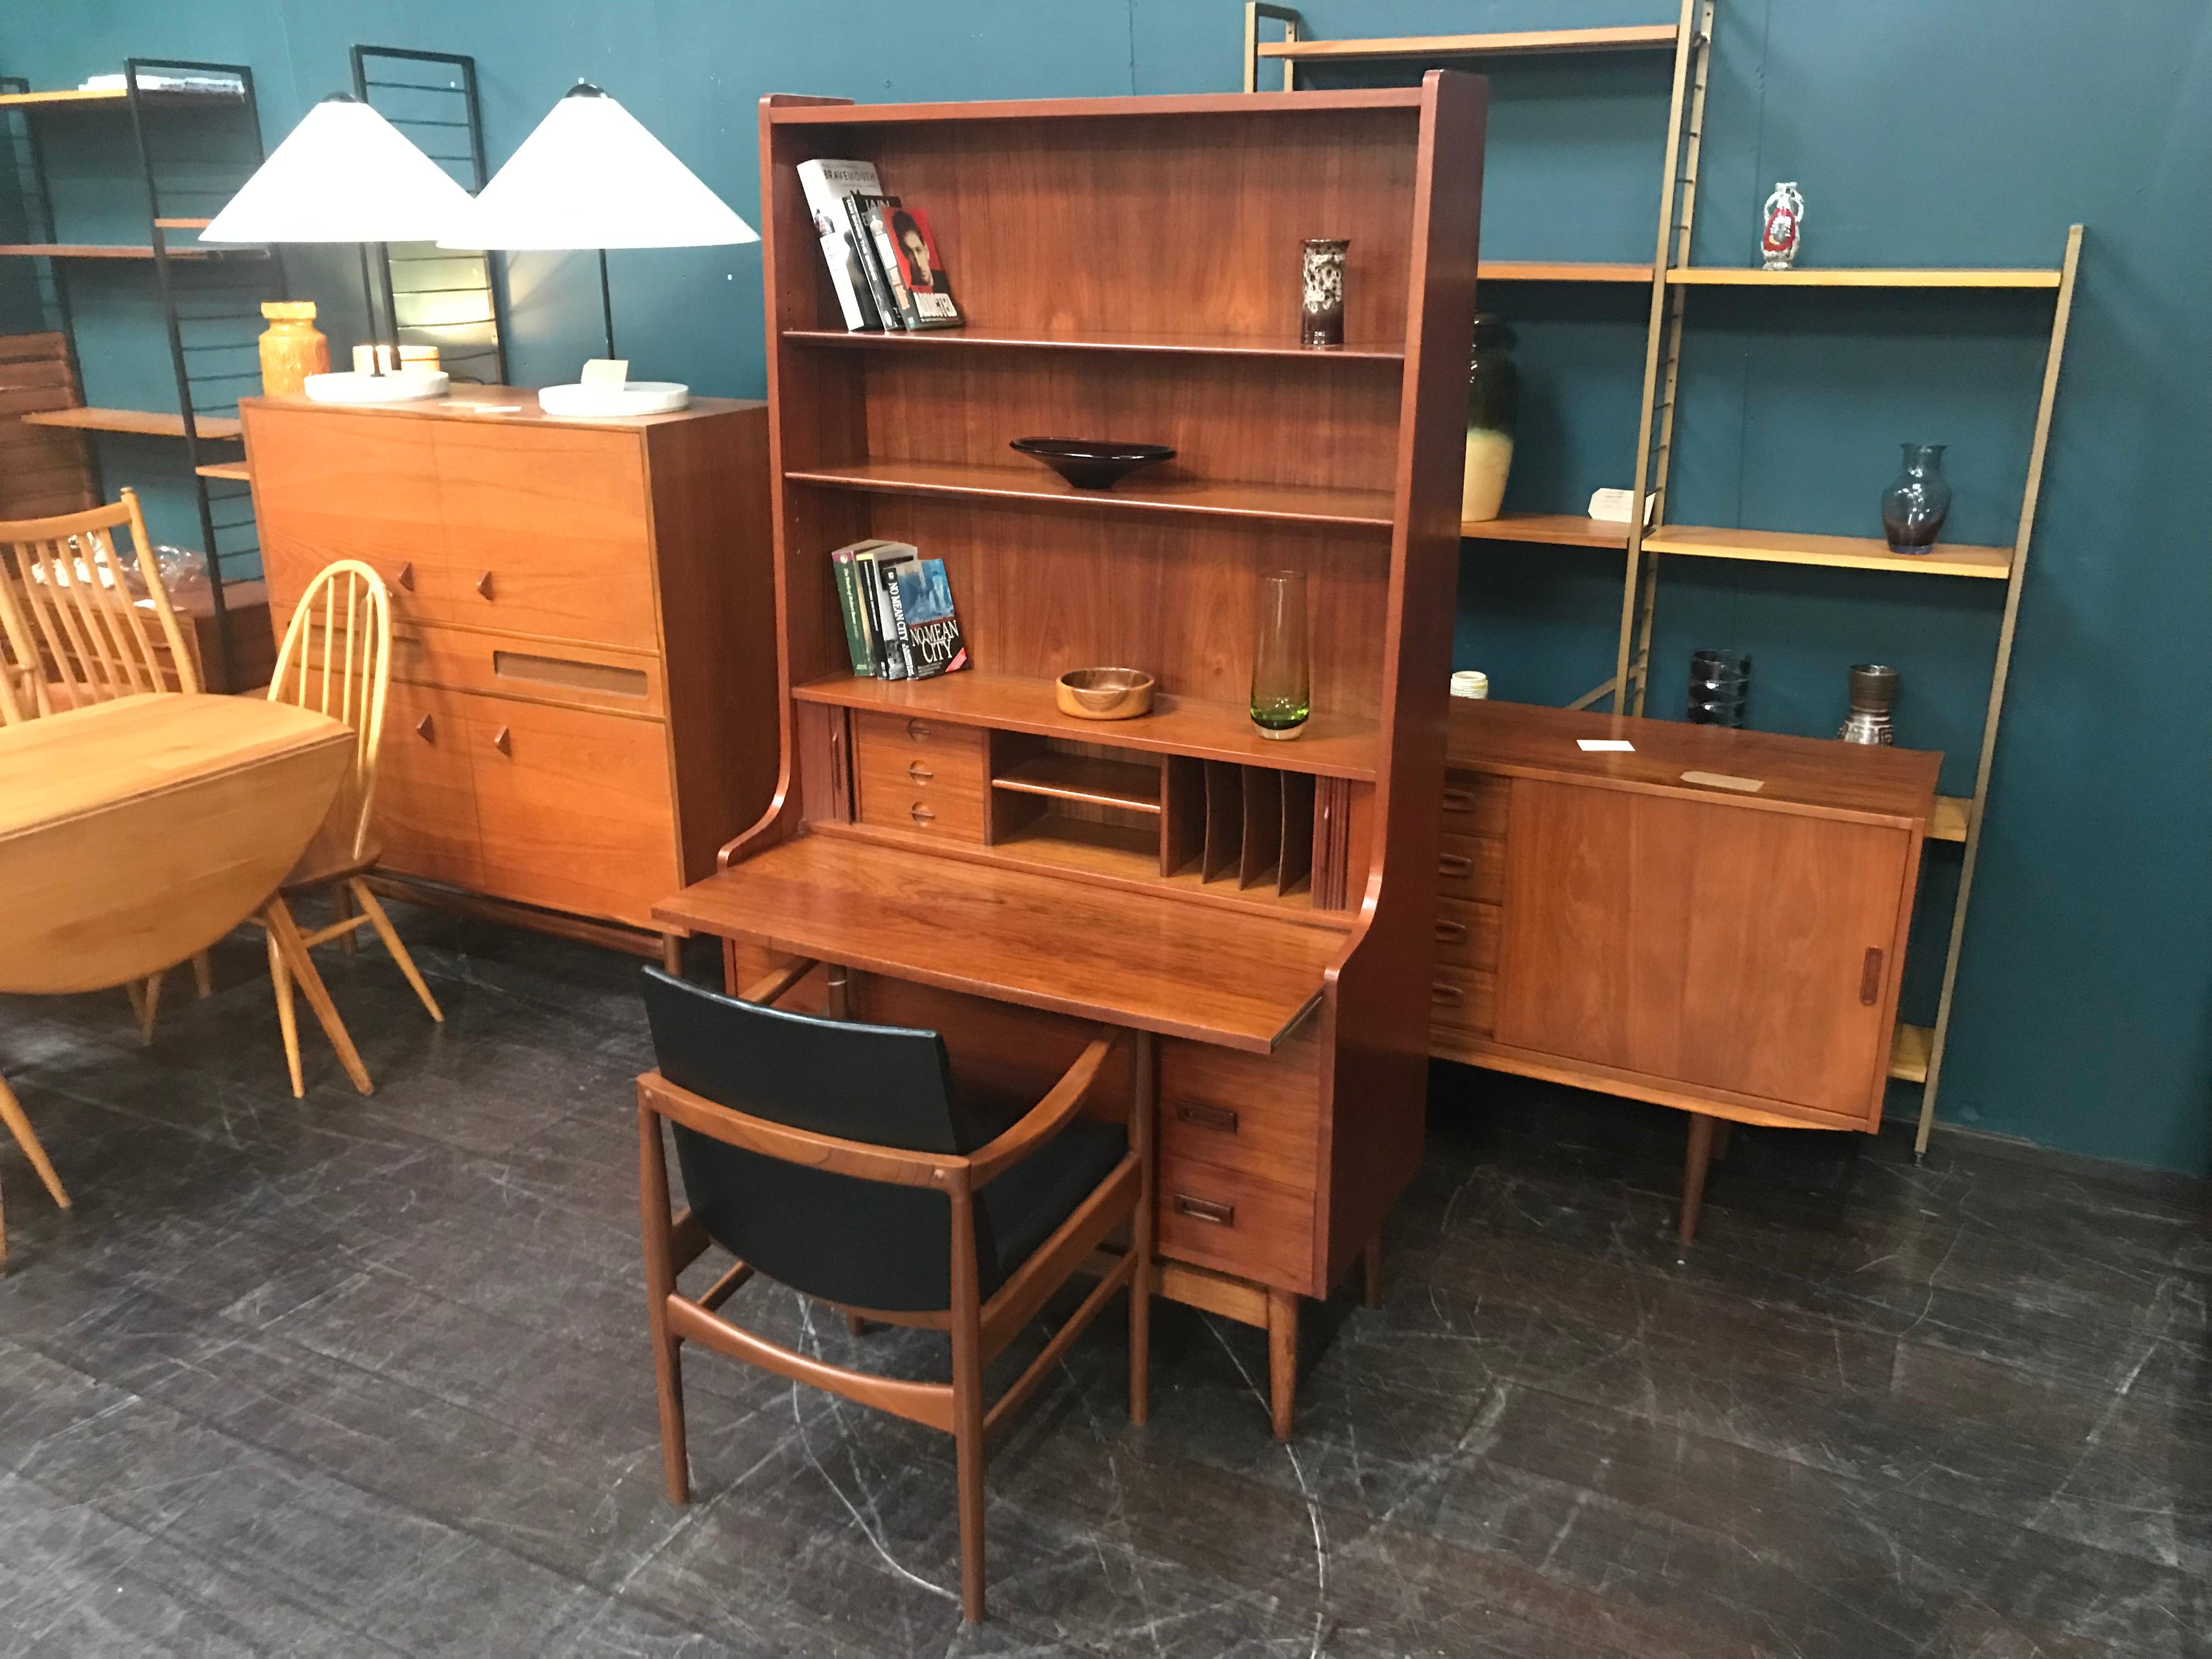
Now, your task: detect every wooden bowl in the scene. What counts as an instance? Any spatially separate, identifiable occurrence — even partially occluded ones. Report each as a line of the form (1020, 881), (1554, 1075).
(1055, 667), (1156, 720)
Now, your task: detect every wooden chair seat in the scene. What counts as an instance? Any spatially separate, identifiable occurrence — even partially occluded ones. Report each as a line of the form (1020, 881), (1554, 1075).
(279, 835), (385, 894)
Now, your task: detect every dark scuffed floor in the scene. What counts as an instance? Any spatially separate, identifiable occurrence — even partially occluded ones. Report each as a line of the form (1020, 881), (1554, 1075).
(1, 906), (2206, 1658)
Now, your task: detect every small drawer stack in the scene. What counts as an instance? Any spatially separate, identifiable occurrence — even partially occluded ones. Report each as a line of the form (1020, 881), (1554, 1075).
(1430, 771), (1506, 1049)
(241, 391), (776, 940)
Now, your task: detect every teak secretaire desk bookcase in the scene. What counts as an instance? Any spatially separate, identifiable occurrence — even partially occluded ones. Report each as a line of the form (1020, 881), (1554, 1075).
(656, 75), (1486, 1438)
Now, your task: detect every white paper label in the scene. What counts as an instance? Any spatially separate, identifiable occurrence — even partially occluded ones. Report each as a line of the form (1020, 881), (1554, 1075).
(1577, 739), (1634, 752)
(580, 357), (631, 389)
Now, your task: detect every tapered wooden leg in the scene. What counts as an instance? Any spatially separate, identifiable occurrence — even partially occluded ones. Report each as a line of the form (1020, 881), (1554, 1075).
(1680, 1113), (1717, 1244)
(1267, 1289), (1298, 1443)
(351, 881), (444, 1023)
(1130, 1028), (1154, 1426)
(135, 971), (163, 1045)
(845, 1311), (871, 1337)
(1711, 1120), (1733, 1162)
(0, 1074), (69, 1211)
(949, 1186), (988, 1621)
(1361, 1226), (1384, 1308)
(264, 899), (373, 1095)
(331, 882), (357, 955)
(639, 1102), (690, 1505)
(266, 924), (304, 1098)
(191, 951), (213, 998)
(660, 932), (684, 975)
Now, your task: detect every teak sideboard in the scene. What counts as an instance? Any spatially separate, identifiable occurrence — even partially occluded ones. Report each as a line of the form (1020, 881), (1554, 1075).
(1426, 698), (1939, 1237)
(655, 76), (1486, 1440)
(242, 391), (777, 950)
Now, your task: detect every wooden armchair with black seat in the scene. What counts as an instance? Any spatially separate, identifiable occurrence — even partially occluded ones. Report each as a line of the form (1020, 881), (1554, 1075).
(635, 962), (1154, 1623)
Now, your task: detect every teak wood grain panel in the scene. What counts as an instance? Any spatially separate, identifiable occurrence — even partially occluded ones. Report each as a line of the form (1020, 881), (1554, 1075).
(376, 679), (485, 892)
(381, 619), (668, 719)
(1155, 1153), (1314, 1293)
(1494, 779), (1913, 1124)
(463, 697), (680, 929)
(1155, 1024), (1322, 1193)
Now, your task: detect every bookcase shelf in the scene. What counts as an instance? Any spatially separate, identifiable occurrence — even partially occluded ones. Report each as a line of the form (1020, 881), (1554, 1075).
(784, 325), (1407, 362)
(787, 459), (1397, 531)
(794, 671), (1380, 779)
(992, 752), (1163, 813)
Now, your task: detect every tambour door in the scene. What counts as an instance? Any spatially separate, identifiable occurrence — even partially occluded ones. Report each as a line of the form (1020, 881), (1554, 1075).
(459, 697), (679, 928)
(1496, 780), (1912, 1124)
(429, 423), (659, 650)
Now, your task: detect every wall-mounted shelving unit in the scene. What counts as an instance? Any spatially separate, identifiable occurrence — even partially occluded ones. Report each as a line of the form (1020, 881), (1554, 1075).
(1242, 3), (2082, 1159)
(0, 59), (285, 689)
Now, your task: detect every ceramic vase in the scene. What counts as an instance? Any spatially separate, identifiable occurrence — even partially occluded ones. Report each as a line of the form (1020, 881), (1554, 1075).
(1460, 313), (1519, 522)
(257, 301), (329, 397)
(1301, 239), (1347, 348)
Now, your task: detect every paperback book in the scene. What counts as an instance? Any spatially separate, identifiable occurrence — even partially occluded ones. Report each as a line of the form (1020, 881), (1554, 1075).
(842, 191), (906, 329)
(854, 541), (919, 679)
(873, 204), (962, 329)
(794, 159), (885, 332)
(891, 558), (969, 677)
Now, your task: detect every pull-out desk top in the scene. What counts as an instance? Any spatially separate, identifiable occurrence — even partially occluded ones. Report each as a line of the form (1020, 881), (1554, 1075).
(653, 833), (1344, 1052)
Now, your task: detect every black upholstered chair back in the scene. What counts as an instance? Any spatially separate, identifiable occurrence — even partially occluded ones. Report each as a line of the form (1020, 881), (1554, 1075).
(640, 967), (998, 1311)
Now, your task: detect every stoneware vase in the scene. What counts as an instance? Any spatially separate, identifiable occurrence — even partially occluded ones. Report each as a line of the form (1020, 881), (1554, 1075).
(1301, 238), (1348, 348)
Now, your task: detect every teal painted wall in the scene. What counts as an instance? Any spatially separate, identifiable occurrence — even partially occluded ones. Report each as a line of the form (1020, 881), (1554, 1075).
(4, 2), (2205, 1175)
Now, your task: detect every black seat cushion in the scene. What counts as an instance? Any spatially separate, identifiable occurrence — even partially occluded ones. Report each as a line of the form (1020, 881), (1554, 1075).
(642, 967), (1126, 1312)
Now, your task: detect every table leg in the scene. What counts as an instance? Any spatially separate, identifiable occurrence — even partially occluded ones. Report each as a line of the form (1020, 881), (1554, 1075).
(1268, 1288), (1298, 1442)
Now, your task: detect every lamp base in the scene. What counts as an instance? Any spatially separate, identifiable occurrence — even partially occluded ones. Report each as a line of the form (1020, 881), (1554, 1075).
(538, 380), (691, 417)
(303, 368), (450, 404)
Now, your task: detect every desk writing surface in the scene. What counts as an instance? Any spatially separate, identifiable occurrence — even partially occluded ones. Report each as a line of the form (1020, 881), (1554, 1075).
(653, 833), (1342, 1052)
(1447, 699), (1939, 826)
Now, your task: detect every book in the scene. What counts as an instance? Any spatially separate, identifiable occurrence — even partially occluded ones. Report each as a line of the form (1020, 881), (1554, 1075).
(879, 205), (962, 329)
(843, 192), (906, 330)
(855, 541), (918, 678)
(891, 558), (969, 678)
(795, 160), (885, 331)
(829, 539), (887, 675)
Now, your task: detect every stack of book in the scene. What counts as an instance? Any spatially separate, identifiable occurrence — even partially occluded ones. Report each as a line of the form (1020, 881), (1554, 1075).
(831, 541), (969, 680)
(797, 159), (964, 332)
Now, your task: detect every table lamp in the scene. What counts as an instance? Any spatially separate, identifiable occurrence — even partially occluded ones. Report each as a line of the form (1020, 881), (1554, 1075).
(441, 83), (757, 416)
(200, 94), (476, 404)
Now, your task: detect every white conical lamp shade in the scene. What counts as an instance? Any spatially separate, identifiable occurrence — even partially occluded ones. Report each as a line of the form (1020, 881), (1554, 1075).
(200, 94), (477, 245)
(443, 84), (757, 251)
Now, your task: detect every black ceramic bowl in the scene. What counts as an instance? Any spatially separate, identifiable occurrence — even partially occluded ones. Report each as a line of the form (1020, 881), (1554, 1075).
(1010, 437), (1176, 490)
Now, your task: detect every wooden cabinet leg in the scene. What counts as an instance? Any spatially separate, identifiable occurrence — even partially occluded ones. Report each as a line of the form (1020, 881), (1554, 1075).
(1361, 1226), (1384, 1308)
(845, 1311), (871, 1337)
(1679, 1114), (1717, 1244)
(660, 932), (684, 975)
(1267, 1288), (1298, 1442)
(1711, 1119), (1733, 1162)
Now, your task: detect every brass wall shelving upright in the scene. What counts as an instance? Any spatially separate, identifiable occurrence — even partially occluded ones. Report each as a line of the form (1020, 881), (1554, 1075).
(1241, 3), (2081, 1157)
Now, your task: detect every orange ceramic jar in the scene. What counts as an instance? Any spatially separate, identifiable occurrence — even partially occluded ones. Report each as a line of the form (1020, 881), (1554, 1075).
(257, 301), (329, 397)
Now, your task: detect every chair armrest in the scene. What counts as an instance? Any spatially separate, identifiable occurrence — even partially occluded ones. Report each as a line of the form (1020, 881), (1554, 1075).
(967, 1029), (1130, 1188)
(738, 956), (819, 1007)
(639, 1069), (955, 1189)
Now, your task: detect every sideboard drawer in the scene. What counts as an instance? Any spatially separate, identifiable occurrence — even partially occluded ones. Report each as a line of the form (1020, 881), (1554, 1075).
(1440, 773), (1509, 838)
(380, 620), (667, 719)
(1155, 1026), (1321, 1193)
(462, 698), (679, 928)
(1429, 962), (1497, 1037)
(1432, 897), (1501, 971)
(1155, 1153), (1313, 1293)
(1436, 831), (1505, 902)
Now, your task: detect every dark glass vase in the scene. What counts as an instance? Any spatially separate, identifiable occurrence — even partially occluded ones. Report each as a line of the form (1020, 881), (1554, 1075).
(1880, 442), (1951, 554)
(1460, 313), (1519, 522)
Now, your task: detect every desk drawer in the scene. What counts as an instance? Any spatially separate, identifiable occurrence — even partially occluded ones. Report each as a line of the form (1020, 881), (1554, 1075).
(1436, 831), (1505, 902)
(851, 711), (986, 840)
(1429, 963), (1496, 1037)
(1155, 1029), (1320, 1193)
(1156, 1153), (1313, 1293)
(1432, 898), (1500, 971)
(1441, 773), (1509, 838)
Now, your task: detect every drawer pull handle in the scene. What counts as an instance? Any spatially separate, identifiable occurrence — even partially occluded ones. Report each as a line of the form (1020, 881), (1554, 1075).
(1442, 788), (1478, 814)
(905, 718), (933, 741)
(394, 561), (415, 591)
(1175, 1101), (1239, 1134)
(1432, 981), (1465, 1009)
(1859, 947), (1883, 1005)
(414, 714), (434, 741)
(909, 803), (935, 825)
(1438, 854), (1474, 878)
(492, 725), (512, 757)
(907, 761), (934, 782)
(1172, 1193), (1235, 1227)
(476, 569), (495, 600)
(1435, 919), (1468, 944)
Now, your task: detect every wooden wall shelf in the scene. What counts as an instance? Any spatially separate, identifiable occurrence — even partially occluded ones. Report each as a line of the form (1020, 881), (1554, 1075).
(1481, 261), (1654, 283)
(786, 459), (1396, 531)
(1258, 25), (1679, 62)
(22, 407), (242, 441)
(1462, 513), (1632, 549)
(1641, 524), (2011, 579)
(194, 459), (250, 481)
(0, 86), (244, 109)
(0, 242), (255, 261)
(794, 672), (1380, 779)
(1669, 266), (2062, 289)
(1929, 795), (1971, 842)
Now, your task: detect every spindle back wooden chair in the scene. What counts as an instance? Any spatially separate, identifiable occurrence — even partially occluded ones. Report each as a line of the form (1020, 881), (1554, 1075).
(0, 489), (199, 716)
(239, 559), (443, 1096)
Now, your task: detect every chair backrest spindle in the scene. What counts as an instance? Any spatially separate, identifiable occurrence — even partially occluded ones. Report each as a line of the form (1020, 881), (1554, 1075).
(0, 490), (199, 715)
(267, 560), (392, 865)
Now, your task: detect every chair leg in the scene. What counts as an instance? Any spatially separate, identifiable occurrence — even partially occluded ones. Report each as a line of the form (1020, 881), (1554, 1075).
(191, 951), (213, 998)
(845, 1311), (871, 1337)
(263, 899), (373, 1096)
(638, 1102), (691, 1505)
(1267, 1289), (1298, 1443)
(266, 924), (304, 1098)
(135, 971), (163, 1046)
(0, 1074), (69, 1211)
(951, 1304), (989, 1621)
(349, 879), (444, 1023)
(1128, 1247), (1152, 1427)
(331, 881), (357, 955)
(1361, 1225), (1384, 1308)
(1679, 1113), (1718, 1244)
